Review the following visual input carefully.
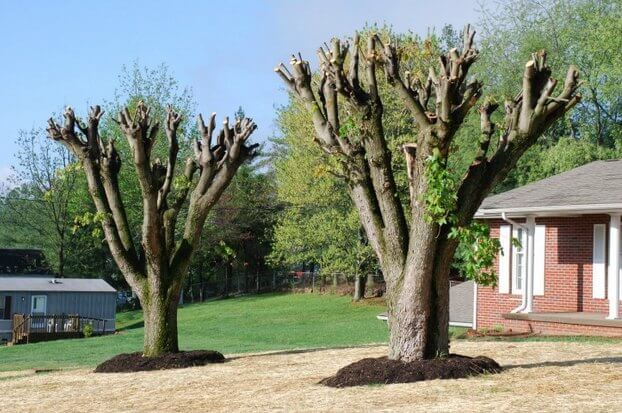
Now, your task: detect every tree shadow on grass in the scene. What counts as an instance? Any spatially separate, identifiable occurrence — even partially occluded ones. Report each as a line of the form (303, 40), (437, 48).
(227, 343), (386, 361)
(505, 356), (622, 370)
(117, 320), (144, 331)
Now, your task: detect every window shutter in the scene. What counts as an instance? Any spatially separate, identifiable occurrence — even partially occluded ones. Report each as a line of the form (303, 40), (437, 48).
(534, 225), (546, 296)
(593, 224), (606, 299)
(498, 225), (511, 293)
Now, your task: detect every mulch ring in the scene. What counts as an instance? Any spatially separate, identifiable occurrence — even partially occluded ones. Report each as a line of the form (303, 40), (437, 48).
(94, 350), (225, 373)
(320, 354), (502, 387)
(466, 329), (536, 339)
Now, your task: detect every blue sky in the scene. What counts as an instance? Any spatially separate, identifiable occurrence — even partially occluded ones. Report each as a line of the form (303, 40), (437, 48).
(0, 0), (488, 181)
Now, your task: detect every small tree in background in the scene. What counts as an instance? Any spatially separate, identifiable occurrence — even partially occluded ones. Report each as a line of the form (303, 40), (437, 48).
(47, 103), (257, 356)
(0, 129), (80, 276)
(276, 26), (580, 361)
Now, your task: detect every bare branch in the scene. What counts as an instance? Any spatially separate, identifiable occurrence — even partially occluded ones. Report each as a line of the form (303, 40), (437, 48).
(376, 37), (431, 128)
(476, 100), (499, 162)
(158, 105), (182, 210)
(45, 106), (143, 289)
(275, 55), (339, 151)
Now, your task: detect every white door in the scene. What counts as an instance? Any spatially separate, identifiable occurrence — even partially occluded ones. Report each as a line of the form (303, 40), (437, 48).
(30, 295), (47, 330)
(31, 295), (47, 315)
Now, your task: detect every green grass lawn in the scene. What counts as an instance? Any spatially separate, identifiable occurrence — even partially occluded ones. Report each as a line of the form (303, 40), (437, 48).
(0, 293), (397, 372)
(4, 292), (613, 373)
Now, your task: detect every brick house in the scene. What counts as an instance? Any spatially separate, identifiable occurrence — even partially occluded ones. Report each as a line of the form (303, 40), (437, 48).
(474, 159), (622, 336)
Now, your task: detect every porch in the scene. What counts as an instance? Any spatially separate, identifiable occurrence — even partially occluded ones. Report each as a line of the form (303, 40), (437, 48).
(504, 311), (622, 329)
(9, 313), (112, 345)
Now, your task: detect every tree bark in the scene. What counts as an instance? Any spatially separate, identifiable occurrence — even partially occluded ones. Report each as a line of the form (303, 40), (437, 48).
(58, 243), (65, 278)
(142, 288), (180, 356)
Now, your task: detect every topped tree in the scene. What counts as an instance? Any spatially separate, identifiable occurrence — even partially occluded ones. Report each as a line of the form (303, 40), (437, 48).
(276, 25), (580, 361)
(47, 102), (257, 356)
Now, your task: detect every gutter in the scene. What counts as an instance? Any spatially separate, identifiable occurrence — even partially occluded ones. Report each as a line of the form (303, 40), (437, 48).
(477, 203), (622, 218)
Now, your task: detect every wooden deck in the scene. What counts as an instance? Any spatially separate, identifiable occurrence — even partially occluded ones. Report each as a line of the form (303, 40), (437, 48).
(503, 311), (622, 328)
(11, 313), (110, 345)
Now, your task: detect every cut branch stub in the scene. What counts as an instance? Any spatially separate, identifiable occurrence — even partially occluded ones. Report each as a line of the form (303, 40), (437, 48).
(502, 52), (581, 143)
(476, 100), (499, 162)
(194, 113), (258, 174)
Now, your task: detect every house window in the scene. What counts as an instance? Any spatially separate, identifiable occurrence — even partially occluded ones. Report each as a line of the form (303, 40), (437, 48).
(513, 227), (527, 294)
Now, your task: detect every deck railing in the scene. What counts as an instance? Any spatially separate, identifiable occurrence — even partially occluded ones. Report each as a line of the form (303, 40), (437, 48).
(12, 314), (109, 344)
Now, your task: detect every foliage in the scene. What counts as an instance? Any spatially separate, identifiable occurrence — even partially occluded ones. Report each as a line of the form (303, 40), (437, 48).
(183, 161), (278, 297)
(100, 62), (198, 237)
(477, 0), (622, 190)
(0, 129), (88, 276)
(451, 223), (501, 286)
(83, 323), (94, 338)
(424, 152), (501, 285)
(422, 149), (457, 226)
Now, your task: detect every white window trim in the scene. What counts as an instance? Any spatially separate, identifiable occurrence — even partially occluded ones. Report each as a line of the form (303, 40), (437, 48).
(512, 227), (526, 295)
(31, 295), (47, 315)
(498, 225), (512, 294)
(593, 224), (607, 299)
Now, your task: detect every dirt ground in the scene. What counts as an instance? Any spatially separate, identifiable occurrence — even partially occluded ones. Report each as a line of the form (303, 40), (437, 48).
(1, 341), (621, 412)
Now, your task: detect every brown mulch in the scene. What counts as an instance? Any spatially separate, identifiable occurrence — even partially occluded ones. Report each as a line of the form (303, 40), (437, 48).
(319, 354), (502, 387)
(466, 329), (536, 339)
(94, 350), (225, 373)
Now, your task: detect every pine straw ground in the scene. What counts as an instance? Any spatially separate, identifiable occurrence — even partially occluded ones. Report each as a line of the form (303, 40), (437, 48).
(1, 341), (621, 413)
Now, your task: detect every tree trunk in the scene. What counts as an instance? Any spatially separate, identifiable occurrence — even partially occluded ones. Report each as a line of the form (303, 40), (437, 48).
(366, 273), (375, 296)
(58, 244), (65, 278)
(353, 274), (365, 301)
(383, 217), (453, 361)
(223, 264), (231, 297)
(142, 292), (179, 356)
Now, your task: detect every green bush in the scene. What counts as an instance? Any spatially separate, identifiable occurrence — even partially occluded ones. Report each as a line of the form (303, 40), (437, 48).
(83, 323), (94, 338)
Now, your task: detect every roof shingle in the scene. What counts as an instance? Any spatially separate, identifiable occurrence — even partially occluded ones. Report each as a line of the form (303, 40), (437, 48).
(479, 159), (622, 212)
(0, 276), (116, 293)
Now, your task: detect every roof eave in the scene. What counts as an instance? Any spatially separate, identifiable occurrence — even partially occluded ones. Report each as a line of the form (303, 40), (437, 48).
(475, 203), (622, 219)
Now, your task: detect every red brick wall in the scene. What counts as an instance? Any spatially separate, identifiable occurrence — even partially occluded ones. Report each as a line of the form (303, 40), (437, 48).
(476, 215), (615, 334)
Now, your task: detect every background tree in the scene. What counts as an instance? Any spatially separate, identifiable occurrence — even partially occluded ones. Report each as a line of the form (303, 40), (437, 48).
(276, 25), (580, 360)
(47, 101), (258, 356)
(0, 129), (81, 276)
(269, 99), (377, 299)
(186, 162), (278, 299)
(475, 0), (622, 190)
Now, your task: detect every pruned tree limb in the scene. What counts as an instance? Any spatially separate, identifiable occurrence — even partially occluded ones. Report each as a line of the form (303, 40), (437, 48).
(47, 108), (144, 292)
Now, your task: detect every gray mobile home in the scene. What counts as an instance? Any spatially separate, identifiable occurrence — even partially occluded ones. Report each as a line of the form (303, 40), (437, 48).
(0, 276), (116, 343)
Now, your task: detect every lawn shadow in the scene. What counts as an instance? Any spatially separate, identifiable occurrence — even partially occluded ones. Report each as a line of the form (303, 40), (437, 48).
(117, 320), (144, 331)
(227, 343), (386, 361)
(505, 356), (622, 370)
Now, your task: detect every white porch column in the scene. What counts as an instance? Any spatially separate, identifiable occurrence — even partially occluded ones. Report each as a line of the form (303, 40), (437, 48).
(607, 213), (620, 320)
(524, 215), (536, 313)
